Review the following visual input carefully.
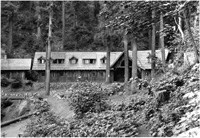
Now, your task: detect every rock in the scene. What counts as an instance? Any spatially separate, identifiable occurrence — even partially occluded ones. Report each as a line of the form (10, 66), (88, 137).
(18, 100), (30, 116)
(156, 90), (171, 105)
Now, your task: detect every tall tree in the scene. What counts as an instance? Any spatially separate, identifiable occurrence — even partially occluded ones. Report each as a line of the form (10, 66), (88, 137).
(151, 9), (156, 79)
(183, 3), (199, 63)
(131, 37), (137, 92)
(62, 1), (65, 50)
(8, 12), (13, 54)
(124, 31), (129, 83)
(45, 2), (53, 96)
(160, 12), (165, 72)
(36, 1), (42, 41)
(105, 36), (111, 83)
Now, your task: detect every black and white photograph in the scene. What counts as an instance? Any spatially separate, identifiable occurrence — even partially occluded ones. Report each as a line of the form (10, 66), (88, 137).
(1, 0), (200, 137)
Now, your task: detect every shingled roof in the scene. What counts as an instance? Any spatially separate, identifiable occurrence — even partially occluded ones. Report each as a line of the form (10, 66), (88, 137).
(32, 52), (122, 70)
(129, 49), (169, 70)
(32, 50), (169, 71)
(1, 59), (32, 70)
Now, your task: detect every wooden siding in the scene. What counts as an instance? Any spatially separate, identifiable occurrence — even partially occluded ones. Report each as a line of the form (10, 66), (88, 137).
(1, 71), (25, 80)
(36, 70), (110, 82)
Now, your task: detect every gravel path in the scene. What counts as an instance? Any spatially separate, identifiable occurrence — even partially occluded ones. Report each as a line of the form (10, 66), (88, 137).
(1, 119), (30, 137)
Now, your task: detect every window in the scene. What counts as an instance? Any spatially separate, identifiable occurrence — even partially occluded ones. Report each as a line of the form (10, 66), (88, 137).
(41, 71), (45, 76)
(101, 56), (107, 64)
(53, 59), (65, 64)
(59, 72), (64, 76)
(69, 56), (78, 64)
(38, 56), (45, 64)
(83, 59), (96, 64)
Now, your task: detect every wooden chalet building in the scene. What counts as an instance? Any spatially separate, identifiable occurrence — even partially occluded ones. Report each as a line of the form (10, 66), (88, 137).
(32, 49), (169, 82)
(1, 58), (32, 80)
(32, 52), (122, 82)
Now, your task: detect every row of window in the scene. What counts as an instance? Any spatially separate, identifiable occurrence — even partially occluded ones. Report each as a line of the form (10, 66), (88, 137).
(38, 56), (107, 64)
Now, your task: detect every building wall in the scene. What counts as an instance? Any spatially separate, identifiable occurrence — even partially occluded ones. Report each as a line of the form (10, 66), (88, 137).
(1, 71), (25, 80)
(36, 70), (111, 82)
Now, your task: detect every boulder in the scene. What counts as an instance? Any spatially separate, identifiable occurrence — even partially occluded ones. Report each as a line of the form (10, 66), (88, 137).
(18, 100), (30, 116)
(156, 90), (171, 105)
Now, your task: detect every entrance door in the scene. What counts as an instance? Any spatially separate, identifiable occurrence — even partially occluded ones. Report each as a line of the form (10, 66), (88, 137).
(114, 68), (124, 82)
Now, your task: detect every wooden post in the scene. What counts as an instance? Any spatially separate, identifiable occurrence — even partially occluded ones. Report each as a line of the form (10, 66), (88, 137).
(160, 12), (165, 72)
(131, 37), (137, 93)
(106, 39), (111, 83)
(124, 32), (129, 83)
(151, 9), (156, 79)
(62, 1), (65, 50)
(45, 2), (53, 96)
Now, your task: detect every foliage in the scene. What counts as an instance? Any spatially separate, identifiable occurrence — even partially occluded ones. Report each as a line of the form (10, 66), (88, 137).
(1, 77), (11, 87)
(24, 106), (139, 137)
(25, 70), (38, 82)
(68, 82), (109, 118)
(10, 77), (23, 89)
(144, 63), (200, 136)
(1, 98), (13, 119)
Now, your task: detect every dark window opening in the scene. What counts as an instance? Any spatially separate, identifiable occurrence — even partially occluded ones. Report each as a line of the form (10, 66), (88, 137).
(53, 59), (65, 64)
(83, 59), (96, 64)
(101, 56), (107, 64)
(60, 72), (64, 76)
(101, 59), (106, 64)
(41, 72), (45, 76)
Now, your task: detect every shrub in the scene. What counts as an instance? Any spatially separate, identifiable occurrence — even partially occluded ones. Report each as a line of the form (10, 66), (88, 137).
(1, 98), (13, 119)
(25, 70), (38, 82)
(68, 82), (109, 118)
(11, 77), (23, 89)
(1, 98), (13, 109)
(1, 77), (10, 87)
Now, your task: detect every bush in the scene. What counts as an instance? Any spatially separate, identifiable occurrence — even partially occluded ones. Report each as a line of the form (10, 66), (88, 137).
(68, 82), (109, 118)
(1, 77), (10, 87)
(1, 98), (13, 119)
(25, 70), (38, 82)
(11, 78), (23, 89)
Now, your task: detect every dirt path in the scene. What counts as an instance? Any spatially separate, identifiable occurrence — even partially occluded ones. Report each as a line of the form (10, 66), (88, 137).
(47, 96), (74, 121)
(1, 119), (30, 137)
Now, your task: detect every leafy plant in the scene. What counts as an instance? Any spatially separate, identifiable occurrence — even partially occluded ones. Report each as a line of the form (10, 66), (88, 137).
(1, 77), (10, 87)
(10, 77), (23, 89)
(68, 82), (109, 118)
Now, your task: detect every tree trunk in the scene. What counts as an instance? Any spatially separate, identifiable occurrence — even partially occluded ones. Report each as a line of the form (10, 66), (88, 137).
(124, 32), (129, 83)
(183, 7), (199, 63)
(148, 30), (151, 50)
(160, 12), (165, 72)
(8, 12), (13, 54)
(151, 9), (156, 79)
(62, 1), (65, 50)
(106, 39), (111, 83)
(131, 37), (137, 93)
(45, 2), (53, 96)
(36, 1), (41, 41)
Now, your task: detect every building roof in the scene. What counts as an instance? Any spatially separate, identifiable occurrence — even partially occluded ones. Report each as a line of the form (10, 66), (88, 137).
(32, 52), (122, 70)
(32, 50), (169, 71)
(1, 59), (32, 70)
(129, 49), (169, 70)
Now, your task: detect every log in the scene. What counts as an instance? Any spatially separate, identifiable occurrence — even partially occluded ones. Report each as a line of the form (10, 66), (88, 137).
(1, 111), (36, 127)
